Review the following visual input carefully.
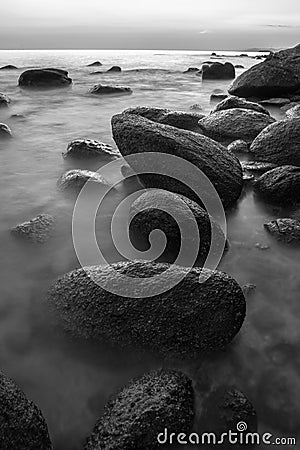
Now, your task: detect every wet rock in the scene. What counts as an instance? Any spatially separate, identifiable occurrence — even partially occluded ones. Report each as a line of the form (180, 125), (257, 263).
(241, 161), (277, 173)
(111, 113), (243, 208)
(0, 123), (12, 138)
(107, 66), (122, 72)
(198, 109), (275, 143)
(129, 190), (227, 265)
(11, 214), (55, 244)
(243, 173), (255, 183)
(235, 64), (245, 69)
(264, 218), (300, 244)
(0, 371), (52, 450)
(255, 165), (300, 205)
(84, 370), (194, 450)
(47, 261), (246, 357)
(58, 169), (110, 191)
(123, 106), (205, 132)
(89, 84), (132, 95)
(18, 68), (72, 88)
(249, 118), (300, 166)
(86, 61), (102, 67)
(63, 139), (120, 160)
(229, 44), (300, 98)
(0, 93), (11, 107)
(228, 140), (249, 153)
(0, 64), (18, 70)
(286, 104), (300, 119)
(242, 283), (257, 296)
(213, 96), (270, 115)
(281, 101), (299, 112)
(260, 98), (290, 106)
(210, 89), (228, 101)
(202, 62), (235, 80)
(184, 67), (200, 73)
(189, 103), (203, 111)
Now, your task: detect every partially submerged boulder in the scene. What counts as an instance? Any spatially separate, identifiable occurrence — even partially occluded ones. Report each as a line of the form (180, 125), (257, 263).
(18, 68), (72, 88)
(47, 261), (246, 358)
(0, 93), (11, 107)
(111, 113), (243, 208)
(249, 118), (300, 166)
(0, 123), (12, 138)
(255, 166), (300, 205)
(58, 169), (110, 191)
(89, 84), (132, 95)
(202, 62), (235, 80)
(106, 66), (122, 72)
(198, 109), (275, 143)
(84, 370), (194, 450)
(229, 44), (300, 99)
(227, 140), (249, 153)
(63, 139), (120, 160)
(0, 64), (18, 70)
(213, 96), (270, 116)
(123, 106), (205, 132)
(184, 67), (200, 73)
(0, 371), (52, 450)
(264, 218), (300, 244)
(11, 214), (55, 244)
(86, 61), (102, 67)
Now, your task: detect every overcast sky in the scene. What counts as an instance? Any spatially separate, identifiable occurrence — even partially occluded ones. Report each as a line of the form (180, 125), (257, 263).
(1, 0), (299, 50)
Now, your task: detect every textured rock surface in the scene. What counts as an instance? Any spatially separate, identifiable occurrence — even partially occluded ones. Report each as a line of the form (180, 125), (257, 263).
(58, 169), (110, 191)
(227, 140), (249, 153)
(264, 218), (300, 244)
(18, 68), (72, 88)
(89, 84), (132, 95)
(213, 96), (270, 115)
(47, 261), (246, 357)
(0, 371), (52, 450)
(255, 166), (300, 205)
(11, 214), (55, 244)
(241, 161), (277, 173)
(63, 139), (120, 159)
(286, 104), (300, 119)
(202, 62), (235, 80)
(229, 44), (300, 98)
(111, 113), (243, 208)
(0, 123), (12, 138)
(0, 93), (11, 107)
(123, 106), (205, 132)
(249, 118), (300, 166)
(198, 109), (275, 143)
(84, 370), (194, 450)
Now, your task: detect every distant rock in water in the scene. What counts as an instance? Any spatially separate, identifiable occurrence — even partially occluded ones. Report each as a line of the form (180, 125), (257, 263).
(286, 104), (300, 119)
(210, 89), (228, 101)
(63, 139), (120, 160)
(184, 67), (200, 73)
(47, 261), (246, 357)
(123, 106), (205, 132)
(264, 218), (300, 244)
(0, 371), (52, 450)
(0, 93), (11, 108)
(213, 96), (270, 116)
(0, 123), (12, 138)
(228, 140), (249, 153)
(86, 61), (102, 67)
(58, 169), (110, 191)
(198, 109), (275, 143)
(255, 165), (300, 205)
(0, 64), (18, 70)
(89, 84), (132, 95)
(111, 113), (243, 208)
(249, 118), (300, 166)
(202, 62), (235, 80)
(189, 103), (203, 111)
(106, 65), (122, 72)
(84, 370), (194, 450)
(229, 44), (300, 99)
(18, 68), (72, 88)
(11, 214), (55, 244)
(235, 64), (245, 69)
(260, 98), (290, 107)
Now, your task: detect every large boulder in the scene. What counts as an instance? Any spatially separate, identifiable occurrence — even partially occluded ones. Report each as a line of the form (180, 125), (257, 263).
(255, 166), (300, 205)
(0, 371), (52, 450)
(229, 44), (300, 99)
(58, 169), (110, 191)
(249, 118), (300, 166)
(62, 139), (120, 160)
(213, 95), (270, 116)
(18, 68), (72, 88)
(129, 190), (227, 265)
(89, 84), (132, 95)
(84, 370), (194, 450)
(111, 113), (243, 208)
(0, 93), (11, 107)
(47, 261), (246, 358)
(123, 106), (205, 132)
(0, 123), (12, 138)
(202, 62), (235, 80)
(11, 213), (55, 244)
(198, 109), (275, 143)
(264, 218), (300, 244)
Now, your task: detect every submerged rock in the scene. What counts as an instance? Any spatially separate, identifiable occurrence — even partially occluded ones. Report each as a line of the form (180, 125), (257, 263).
(47, 261), (246, 357)
(0, 93), (11, 107)
(111, 113), (243, 209)
(202, 62), (235, 80)
(11, 214), (55, 244)
(123, 106), (205, 132)
(107, 66), (122, 72)
(0, 64), (18, 70)
(58, 169), (110, 191)
(264, 218), (300, 244)
(18, 68), (72, 88)
(184, 67), (200, 73)
(86, 61), (102, 67)
(228, 140), (249, 153)
(0, 371), (52, 450)
(286, 104), (300, 119)
(249, 118), (300, 166)
(198, 109), (275, 143)
(210, 90), (228, 101)
(229, 44), (300, 98)
(84, 370), (194, 450)
(260, 98), (290, 107)
(255, 166), (300, 205)
(89, 84), (132, 95)
(235, 64), (245, 69)
(0, 123), (12, 138)
(213, 96), (270, 116)
(63, 139), (120, 160)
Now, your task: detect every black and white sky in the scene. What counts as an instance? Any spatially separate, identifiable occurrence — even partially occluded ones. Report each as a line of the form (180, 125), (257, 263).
(1, 0), (299, 50)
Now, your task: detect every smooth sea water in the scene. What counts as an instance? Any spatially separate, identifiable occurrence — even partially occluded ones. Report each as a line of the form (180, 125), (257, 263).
(0, 50), (299, 449)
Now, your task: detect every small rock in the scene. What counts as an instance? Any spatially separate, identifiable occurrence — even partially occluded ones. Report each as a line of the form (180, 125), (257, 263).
(0, 123), (12, 138)
(210, 89), (228, 101)
(184, 67), (200, 73)
(58, 169), (110, 191)
(213, 95), (270, 115)
(235, 64), (245, 69)
(106, 66), (122, 72)
(241, 161), (277, 172)
(63, 139), (120, 160)
(0, 64), (18, 70)
(255, 165), (300, 205)
(264, 218), (300, 244)
(255, 243), (270, 250)
(228, 140), (249, 153)
(242, 283), (257, 296)
(202, 62), (235, 80)
(11, 214), (55, 244)
(0, 93), (11, 107)
(86, 61), (102, 67)
(189, 103), (203, 110)
(243, 173), (255, 182)
(260, 98), (291, 106)
(89, 84), (132, 95)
